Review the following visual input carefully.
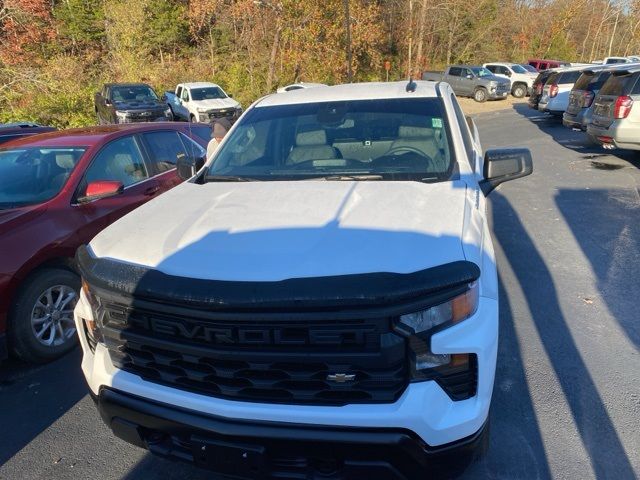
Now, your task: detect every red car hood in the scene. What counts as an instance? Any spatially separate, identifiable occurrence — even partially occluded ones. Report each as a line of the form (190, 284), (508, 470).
(0, 204), (45, 231)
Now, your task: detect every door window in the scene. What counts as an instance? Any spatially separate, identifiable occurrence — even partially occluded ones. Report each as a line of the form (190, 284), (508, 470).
(486, 65), (497, 73)
(84, 136), (149, 188)
(142, 131), (188, 173)
(176, 86), (183, 99)
(448, 67), (462, 77)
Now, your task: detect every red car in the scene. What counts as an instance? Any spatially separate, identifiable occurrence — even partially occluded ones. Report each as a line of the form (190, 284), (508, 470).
(0, 122), (210, 363)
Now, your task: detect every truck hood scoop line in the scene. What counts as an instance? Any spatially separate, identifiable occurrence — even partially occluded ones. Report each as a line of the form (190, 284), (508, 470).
(77, 246), (479, 313)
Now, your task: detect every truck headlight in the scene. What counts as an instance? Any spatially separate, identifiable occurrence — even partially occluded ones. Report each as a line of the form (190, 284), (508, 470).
(395, 281), (478, 373)
(80, 280), (104, 351)
(197, 107), (208, 113)
(393, 281), (480, 400)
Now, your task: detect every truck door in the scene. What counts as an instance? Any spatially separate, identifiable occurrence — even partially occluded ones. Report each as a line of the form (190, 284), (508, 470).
(458, 68), (475, 96)
(446, 67), (462, 94)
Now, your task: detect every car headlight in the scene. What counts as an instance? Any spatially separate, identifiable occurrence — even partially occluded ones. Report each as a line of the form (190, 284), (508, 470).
(115, 110), (129, 118)
(197, 107), (208, 113)
(395, 281), (479, 375)
(236, 106), (243, 114)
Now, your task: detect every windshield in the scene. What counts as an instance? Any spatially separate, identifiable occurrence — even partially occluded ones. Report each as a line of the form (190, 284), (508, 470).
(190, 87), (227, 101)
(511, 65), (528, 74)
(207, 98), (454, 182)
(0, 147), (85, 209)
(111, 86), (158, 102)
(471, 67), (493, 77)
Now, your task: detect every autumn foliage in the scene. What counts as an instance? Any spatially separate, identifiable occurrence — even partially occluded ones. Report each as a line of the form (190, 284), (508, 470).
(0, 0), (639, 127)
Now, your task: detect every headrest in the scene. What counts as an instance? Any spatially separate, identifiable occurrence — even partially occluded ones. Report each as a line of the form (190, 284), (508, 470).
(398, 126), (435, 139)
(55, 154), (76, 170)
(296, 129), (327, 146)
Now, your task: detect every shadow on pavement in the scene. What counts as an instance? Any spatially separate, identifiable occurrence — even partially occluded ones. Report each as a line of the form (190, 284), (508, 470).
(0, 347), (87, 466)
(555, 188), (639, 348)
(490, 191), (635, 478)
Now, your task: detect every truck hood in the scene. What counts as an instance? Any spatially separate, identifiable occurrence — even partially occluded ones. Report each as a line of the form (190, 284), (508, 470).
(89, 180), (469, 281)
(487, 75), (511, 85)
(191, 97), (240, 110)
(113, 100), (166, 111)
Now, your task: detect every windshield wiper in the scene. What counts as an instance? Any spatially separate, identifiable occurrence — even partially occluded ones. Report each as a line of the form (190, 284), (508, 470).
(204, 175), (259, 182)
(320, 174), (384, 181)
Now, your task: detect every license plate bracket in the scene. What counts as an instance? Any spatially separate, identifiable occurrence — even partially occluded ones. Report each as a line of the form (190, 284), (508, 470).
(191, 436), (266, 477)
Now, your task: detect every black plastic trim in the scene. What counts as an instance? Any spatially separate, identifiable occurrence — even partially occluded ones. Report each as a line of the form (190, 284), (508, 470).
(0, 333), (7, 361)
(97, 387), (487, 479)
(77, 245), (480, 312)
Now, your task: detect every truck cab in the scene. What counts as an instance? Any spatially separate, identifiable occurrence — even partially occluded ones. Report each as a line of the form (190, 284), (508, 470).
(171, 82), (242, 124)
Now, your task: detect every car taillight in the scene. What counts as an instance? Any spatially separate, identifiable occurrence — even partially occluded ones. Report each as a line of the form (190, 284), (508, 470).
(582, 91), (595, 108)
(613, 95), (633, 119)
(549, 84), (559, 97)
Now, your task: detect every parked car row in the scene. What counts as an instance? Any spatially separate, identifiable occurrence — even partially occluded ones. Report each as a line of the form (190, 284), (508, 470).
(0, 122), (211, 362)
(528, 62), (640, 153)
(94, 82), (243, 126)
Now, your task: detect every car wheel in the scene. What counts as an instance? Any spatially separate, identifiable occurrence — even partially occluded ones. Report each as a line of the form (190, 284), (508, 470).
(9, 268), (80, 364)
(474, 88), (488, 103)
(512, 84), (526, 98)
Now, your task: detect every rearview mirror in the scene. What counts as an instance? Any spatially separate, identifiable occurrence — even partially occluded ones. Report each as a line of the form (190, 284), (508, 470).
(177, 153), (206, 180)
(480, 148), (533, 195)
(79, 180), (123, 203)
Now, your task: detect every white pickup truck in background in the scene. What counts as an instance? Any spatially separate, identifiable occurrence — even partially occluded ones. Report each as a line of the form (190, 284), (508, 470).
(483, 62), (538, 98)
(164, 82), (242, 123)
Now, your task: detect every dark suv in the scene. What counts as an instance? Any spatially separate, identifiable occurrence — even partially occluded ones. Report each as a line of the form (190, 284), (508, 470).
(563, 67), (613, 131)
(0, 123), (56, 146)
(528, 70), (555, 109)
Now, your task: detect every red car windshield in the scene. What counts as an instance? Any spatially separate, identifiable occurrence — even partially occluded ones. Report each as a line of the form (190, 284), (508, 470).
(0, 146), (85, 209)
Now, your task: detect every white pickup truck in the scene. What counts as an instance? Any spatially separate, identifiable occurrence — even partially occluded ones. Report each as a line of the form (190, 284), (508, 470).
(75, 81), (532, 479)
(165, 82), (242, 123)
(483, 62), (538, 98)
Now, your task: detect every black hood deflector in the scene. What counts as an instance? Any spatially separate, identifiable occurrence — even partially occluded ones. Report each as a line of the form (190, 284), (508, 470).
(76, 245), (480, 312)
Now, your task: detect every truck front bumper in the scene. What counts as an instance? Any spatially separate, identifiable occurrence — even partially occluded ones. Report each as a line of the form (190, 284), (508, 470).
(96, 386), (488, 479)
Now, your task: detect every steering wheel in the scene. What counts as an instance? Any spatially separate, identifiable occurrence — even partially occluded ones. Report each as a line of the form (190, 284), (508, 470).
(385, 146), (430, 157)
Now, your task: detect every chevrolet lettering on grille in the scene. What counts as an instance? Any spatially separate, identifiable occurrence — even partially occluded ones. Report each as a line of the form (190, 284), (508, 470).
(108, 310), (375, 347)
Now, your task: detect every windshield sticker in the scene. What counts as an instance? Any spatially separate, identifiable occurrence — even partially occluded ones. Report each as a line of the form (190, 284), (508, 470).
(432, 118), (443, 128)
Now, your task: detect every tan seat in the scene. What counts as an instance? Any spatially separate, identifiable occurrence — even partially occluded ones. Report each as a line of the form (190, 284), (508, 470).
(388, 126), (439, 159)
(106, 153), (146, 186)
(286, 129), (339, 164)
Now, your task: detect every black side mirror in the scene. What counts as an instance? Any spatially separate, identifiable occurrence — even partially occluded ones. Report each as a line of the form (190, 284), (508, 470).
(480, 148), (533, 195)
(105, 99), (112, 106)
(177, 153), (206, 180)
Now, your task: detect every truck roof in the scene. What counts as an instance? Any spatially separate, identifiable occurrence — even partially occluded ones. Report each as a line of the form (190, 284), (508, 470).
(179, 82), (222, 89)
(257, 81), (439, 107)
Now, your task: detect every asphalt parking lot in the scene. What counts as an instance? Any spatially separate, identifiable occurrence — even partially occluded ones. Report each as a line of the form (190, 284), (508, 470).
(1, 105), (638, 480)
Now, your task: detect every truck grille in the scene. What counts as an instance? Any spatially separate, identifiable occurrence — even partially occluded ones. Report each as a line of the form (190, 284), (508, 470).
(208, 109), (235, 119)
(121, 111), (167, 123)
(98, 299), (408, 406)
